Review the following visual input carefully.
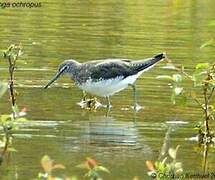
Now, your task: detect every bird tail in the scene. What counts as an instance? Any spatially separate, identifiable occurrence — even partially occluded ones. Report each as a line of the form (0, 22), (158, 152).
(133, 53), (166, 73)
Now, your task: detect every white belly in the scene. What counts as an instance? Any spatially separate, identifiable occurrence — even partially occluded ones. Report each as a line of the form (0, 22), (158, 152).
(78, 73), (142, 97)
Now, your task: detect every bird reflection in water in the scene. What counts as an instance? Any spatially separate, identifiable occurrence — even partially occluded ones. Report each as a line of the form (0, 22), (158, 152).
(81, 114), (149, 153)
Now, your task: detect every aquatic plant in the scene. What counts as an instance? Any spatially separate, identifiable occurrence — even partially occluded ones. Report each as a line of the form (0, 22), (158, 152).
(37, 156), (109, 180)
(146, 145), (183, 180)
(157, 58), (215, 145)
(0, 44), (28, 163)
(3, 44), (22, 111)
(77, 157), (110, 180)
(37, 155), (70, 180)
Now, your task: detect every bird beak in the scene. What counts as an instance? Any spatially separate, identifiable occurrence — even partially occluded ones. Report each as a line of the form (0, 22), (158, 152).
(44, 71), (63, 89)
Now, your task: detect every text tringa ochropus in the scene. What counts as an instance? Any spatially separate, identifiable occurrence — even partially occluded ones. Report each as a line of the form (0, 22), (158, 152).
(44, 53), (166, 109)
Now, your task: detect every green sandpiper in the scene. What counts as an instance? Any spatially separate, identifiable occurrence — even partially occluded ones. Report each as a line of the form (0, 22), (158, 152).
(44, 53), (166, 109)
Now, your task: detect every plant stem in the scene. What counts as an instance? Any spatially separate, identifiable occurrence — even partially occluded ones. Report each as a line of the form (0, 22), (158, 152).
(0, 44), (22, 162)
(6, 45), (21, 118)
(8, 56), (16, 107)
(203, 85), (210, 137)
(174, 66), (193, 81)
(202, 143), (209, 174)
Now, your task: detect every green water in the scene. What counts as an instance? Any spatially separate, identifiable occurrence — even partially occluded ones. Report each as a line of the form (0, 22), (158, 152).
(0, 0), (215, 179)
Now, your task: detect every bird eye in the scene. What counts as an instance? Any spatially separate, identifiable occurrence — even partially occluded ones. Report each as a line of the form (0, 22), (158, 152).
(64, 65), (69, 70)
(59, 65), (69, 73)
(62, 65), (69, 71)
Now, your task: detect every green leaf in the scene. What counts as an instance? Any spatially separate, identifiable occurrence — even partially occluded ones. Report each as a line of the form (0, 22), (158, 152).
(15, 118), (28, 123)
(192, 69), (208, 87)
(0, 115), (11, 123)
(12, 105), (19, 116)
(168, 145), (180, 160)
(209, 80), (215, 87)
(161, 157), (167, 165)
(7, 147), (17, 152)
(95, 166), (110, 173)
(195, 63), (210, 70)
(41, 155), (53, 173)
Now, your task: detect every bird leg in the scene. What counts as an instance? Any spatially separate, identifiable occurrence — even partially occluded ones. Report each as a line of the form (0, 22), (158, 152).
(129, 83), (138, 110)
(106, 96), (111, 109)
(82, 91), (87, 101)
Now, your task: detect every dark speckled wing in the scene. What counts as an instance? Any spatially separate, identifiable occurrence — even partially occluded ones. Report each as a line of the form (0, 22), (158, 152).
(89, 53), (165, 81)
(89, 59), (133, 81)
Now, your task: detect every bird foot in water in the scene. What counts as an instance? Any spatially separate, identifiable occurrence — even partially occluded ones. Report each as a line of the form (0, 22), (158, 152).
(131, 103), (144, 112)
(100, 103), (112, 109)
(77, 97), (102, 110)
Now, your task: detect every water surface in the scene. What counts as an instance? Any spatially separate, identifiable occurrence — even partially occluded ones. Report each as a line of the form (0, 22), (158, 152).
(0, 0), (215, 179)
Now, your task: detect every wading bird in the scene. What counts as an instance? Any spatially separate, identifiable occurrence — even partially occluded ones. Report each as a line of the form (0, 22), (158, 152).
(44, 53), (165, 108)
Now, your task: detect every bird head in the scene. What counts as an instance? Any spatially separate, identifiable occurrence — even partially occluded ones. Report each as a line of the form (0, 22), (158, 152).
(44, 59), (79, 89)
